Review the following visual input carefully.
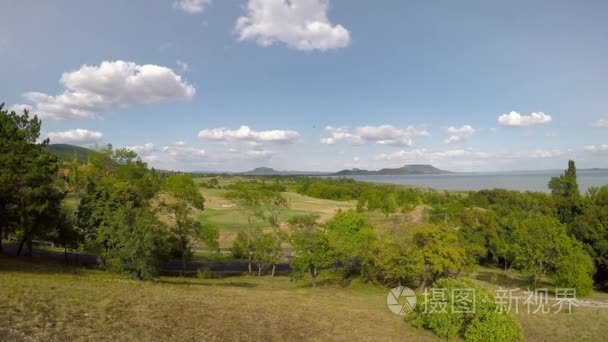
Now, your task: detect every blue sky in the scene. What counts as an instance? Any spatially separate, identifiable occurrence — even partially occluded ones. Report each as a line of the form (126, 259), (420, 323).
(2, 0), (608, 172)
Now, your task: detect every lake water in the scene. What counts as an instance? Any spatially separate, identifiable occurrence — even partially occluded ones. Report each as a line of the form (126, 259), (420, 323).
(332, 170), (608, 193)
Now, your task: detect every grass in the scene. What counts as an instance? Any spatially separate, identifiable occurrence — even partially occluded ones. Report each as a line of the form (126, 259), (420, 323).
(0, 255), (437, 341)
(2, 256), (608, 341)
(198, 187), (355, 247)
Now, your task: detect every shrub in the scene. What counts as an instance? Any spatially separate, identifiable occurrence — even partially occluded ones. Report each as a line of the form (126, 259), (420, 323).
(410, 279), (523, 341)
(196, 267), (216, 279)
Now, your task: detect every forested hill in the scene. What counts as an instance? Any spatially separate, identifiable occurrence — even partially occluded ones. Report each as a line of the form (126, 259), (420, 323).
(332, 164), (450, 176)
(44, 144), (98, 162)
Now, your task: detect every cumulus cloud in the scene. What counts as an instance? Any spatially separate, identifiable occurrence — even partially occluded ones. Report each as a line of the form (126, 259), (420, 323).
(444, 125), (475, 144)
(497, 111), (552, 127)
(126, 142), (156, 156)
(592, 118), (608, 128)
(584, 144), (608, 152)
(198, 125), (300, 145)
(19, 60), (195, 120)
(235, 0), (350, 51)
(7, 104), (33, 113)
(46, 129), (103, 145)
(173, 0), (211, 14)
(321, 125), (429, 147)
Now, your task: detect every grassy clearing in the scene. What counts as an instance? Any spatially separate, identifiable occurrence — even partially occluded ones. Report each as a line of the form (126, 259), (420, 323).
(198, 187), (355, 247)
(0, 255), (437, 342)
(2, 256), (608, 341)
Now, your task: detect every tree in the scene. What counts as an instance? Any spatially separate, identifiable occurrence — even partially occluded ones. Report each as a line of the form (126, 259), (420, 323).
(252, 232), (281, 276)
(225, 181), (266, 274)
(289, 214), (333, 287)
(0, 104), (66, 256)
(99, 203), (171, 280)
(555, 239), (595, 296)
(407, 224), (467, 287)
(162, 174), (209, 273)
(325, 210), (375, 278)
(549, 160), (582, 225)
(260, 185), (289, 276)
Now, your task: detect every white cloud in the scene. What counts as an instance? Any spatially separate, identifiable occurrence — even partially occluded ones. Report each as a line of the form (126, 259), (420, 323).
(235, 0), (350, 51)
(592, 118), (608, 128)
(376, 149), (492, 162)
(126, 142), (155, 156)
(498, 111), (552, 127)
(321, 125), (429, 147)
(444, 125), (475, 144)
(20, 60), (195, 120)
(584, 144), (608, 152)
(199, 125), (300, 144)
(176, 60), (189, 72)
(173, 0), (211, 14)
(242, 149), (275, 159)
(46, 129), (103, 145)
(7, 104), (33, 113)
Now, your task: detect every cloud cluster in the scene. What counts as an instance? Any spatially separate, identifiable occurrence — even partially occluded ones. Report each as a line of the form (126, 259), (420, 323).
(376, 148), (568, 163)
(321, 125), (429, 147)
(7, 104), (33, 113)
(18, 61), (195, 120)
(584, 144), (608, 152)
(198, 125), (300, 145)
(46, 129), (103, 145)
(497, 111), (552, 127)
(235, 0), (350, 51)
(173, 0), (211, 14)
(592, 118), (608, 128)
(444, 125), (475, 144)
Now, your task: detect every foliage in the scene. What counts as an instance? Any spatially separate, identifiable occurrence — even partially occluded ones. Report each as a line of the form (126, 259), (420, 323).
(252, 232), (282, 276)
(411, 279), (523, 341)
(0, 104), (67, 255)
(289, 214), (333, 287)
(162, 174), (210, 272)
(325, 210), (375, 278)
(98, 203), (170, 280)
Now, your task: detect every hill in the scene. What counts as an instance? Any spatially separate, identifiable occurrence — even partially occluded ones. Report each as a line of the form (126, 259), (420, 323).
(44, 144), (98, 163)
(333, 164), (450, 176)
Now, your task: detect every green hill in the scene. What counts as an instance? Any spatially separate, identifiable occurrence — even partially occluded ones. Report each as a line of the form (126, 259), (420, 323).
(44, 144), (98, 163)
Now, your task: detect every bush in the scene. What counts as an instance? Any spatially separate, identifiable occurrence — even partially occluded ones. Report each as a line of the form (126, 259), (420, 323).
(410, 279), (523, 341)
(196, 267), (216, 279)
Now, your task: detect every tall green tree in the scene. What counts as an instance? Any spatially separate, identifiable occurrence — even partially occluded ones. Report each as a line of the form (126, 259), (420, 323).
(162, 174), (213, 273)
(225, 181), (266, 274)
(0, 104), (66, 256)
(549, 160), (582, 225)
(289, 214), (333, 287)
(325, 210), (375, 278)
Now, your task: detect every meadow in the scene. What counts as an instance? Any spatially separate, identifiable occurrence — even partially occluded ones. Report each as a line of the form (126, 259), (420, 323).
(2, 255), (608, 341)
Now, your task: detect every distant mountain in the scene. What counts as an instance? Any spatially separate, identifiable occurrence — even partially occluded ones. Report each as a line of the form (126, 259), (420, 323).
(45, 144), (98, 163)
(332, 164), (450, 176)
(240, 167), (332, 176)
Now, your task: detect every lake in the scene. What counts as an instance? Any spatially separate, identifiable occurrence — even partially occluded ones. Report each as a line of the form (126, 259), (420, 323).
(332, 170), (608, 193)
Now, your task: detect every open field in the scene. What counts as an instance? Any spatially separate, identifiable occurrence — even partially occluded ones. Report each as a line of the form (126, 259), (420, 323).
(198, 186), (355, 247)
(0, 255), (436, 342)
(2, 256), (608, 341)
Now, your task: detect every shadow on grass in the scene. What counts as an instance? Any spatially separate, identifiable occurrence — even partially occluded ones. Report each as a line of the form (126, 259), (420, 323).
(157, 278), (258, 288)
(0, 254), (85, 275)
(474, 269), (554, 290)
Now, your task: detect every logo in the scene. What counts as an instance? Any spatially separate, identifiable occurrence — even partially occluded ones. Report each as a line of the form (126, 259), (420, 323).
(387, 286), (417, 315)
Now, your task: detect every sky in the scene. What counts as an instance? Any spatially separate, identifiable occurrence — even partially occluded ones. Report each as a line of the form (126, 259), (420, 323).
(2, 0), (608, 172)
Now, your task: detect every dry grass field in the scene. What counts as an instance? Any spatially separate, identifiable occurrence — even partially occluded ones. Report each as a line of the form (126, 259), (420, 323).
(2, 255), (608, 341)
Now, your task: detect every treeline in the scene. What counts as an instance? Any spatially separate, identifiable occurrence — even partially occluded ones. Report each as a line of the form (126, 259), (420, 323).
(294, 167), (608, 292)
(0, 105), (218, 279)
